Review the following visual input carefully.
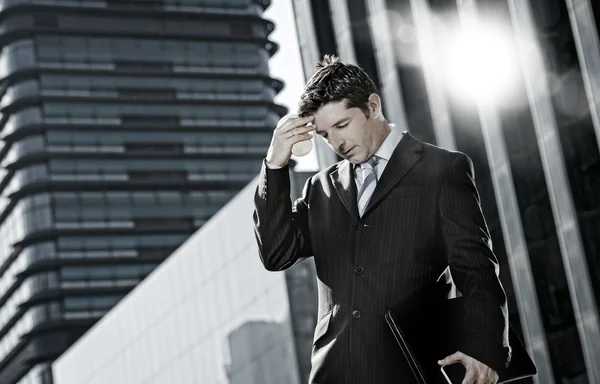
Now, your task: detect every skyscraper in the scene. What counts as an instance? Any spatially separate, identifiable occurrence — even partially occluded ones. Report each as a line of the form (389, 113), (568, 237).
(0, 0), (285, 383)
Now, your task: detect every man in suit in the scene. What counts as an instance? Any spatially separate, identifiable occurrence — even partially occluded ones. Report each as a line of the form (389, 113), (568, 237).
(253, 55), (511, 383)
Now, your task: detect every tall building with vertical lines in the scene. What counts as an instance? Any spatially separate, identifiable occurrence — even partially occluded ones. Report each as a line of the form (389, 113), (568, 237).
(0, 0), (285, 383)
(292, 0), (600, 383)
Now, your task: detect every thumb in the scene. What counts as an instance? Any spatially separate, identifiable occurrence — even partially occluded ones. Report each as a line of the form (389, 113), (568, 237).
(438, 352), (462, 366)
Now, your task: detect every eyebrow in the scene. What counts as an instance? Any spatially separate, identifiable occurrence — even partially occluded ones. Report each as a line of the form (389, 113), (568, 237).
(316, 117), (351, 134)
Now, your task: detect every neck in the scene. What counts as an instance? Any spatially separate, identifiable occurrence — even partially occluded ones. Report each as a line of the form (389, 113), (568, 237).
(375, 120), (391, 147)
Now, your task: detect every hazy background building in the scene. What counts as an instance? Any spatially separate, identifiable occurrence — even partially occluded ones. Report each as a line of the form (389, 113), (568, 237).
(225, 320), (296, 384)
(0, 0), (286, 383)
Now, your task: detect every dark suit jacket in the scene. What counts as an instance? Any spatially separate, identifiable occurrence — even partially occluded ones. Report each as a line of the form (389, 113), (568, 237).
(253, 132), (511, 383)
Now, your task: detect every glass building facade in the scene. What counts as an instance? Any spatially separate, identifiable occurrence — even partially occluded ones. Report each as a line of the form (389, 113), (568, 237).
(51, 178), (305, 384)
(0, 0), (285, 383)
(292, 0), (600, 383)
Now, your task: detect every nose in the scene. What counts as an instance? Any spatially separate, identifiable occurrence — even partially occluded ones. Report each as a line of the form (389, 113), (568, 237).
(329, 133), (345, 153)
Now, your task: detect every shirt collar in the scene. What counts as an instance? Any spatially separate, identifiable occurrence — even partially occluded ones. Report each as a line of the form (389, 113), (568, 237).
(372, 123), (402, 162)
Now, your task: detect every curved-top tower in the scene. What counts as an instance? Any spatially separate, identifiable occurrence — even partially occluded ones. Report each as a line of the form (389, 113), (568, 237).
(0, 0), (285, 382)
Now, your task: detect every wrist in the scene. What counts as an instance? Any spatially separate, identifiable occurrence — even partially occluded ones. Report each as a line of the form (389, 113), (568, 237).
(265, 158), (287, 169)
(265, 160), (285, 169)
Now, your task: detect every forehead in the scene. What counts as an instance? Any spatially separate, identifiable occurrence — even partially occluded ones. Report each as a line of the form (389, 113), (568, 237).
(313, 101), (357, 127)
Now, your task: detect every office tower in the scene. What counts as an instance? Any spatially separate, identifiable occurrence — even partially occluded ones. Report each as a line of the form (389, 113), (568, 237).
(0, 0), (284, 383)
(292, 0), (600, 383)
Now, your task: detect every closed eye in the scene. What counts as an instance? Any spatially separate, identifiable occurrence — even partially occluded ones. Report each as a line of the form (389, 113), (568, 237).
(319, 122), (348, 138)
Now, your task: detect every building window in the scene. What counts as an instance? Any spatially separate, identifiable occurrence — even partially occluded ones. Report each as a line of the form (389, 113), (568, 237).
(128, 171), (187, 182)
(63, 296), (122, 311)
(124, 142), (183, 155)
(121, 115), (180, 127)
(115, 60), (173, 73)
(105, 0), (164, 10)
(133, 218), (194, 230)
(33, 13), (59, 28)
(230, 22), (253, 36)
(117, 88), (176, 100)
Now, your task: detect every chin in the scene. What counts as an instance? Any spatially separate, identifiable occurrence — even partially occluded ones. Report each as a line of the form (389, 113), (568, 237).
(354, 154), (368, 163)
(340, 149), (365, 163)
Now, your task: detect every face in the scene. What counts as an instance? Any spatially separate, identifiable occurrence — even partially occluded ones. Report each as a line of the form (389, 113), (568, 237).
(312, 95), (388, 164)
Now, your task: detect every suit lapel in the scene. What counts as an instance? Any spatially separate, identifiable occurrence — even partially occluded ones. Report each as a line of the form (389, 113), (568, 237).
(330, 160), (360, 223)
(362, 132), (424, 216)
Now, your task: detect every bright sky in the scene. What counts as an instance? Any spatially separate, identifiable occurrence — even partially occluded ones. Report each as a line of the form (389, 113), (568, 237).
(263, 0), (320, 171)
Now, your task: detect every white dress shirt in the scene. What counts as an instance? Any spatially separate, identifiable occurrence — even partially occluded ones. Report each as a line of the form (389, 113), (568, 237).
(354, 123), (404, 190)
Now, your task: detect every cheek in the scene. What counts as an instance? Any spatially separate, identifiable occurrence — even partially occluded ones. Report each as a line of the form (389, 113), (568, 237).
(344, 127), (361, 142)
(351, 130), (369, 145)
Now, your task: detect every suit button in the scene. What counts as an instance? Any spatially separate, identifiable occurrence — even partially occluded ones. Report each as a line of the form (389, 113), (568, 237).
(354, 266), (364, 275)
(352, 310), (361, 319)
(354, 224), (359, 230)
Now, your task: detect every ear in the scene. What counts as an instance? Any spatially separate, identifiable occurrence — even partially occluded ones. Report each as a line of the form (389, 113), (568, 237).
(367, 93), (382, 118)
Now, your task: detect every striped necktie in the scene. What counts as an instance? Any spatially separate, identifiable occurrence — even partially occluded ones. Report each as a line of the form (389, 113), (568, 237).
(357, 156), (378, 216)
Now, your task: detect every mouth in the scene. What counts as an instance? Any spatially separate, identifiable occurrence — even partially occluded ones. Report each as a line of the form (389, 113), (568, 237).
(343, 147), (355, 156)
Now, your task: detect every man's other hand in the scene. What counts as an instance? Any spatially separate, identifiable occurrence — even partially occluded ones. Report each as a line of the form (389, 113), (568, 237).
(438, 351), (499, 384)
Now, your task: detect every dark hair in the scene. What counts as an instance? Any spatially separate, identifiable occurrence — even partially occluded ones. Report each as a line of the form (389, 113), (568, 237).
(297, 54), (379, 118)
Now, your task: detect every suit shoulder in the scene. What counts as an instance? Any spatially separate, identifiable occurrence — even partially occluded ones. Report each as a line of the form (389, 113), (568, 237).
(304, 160), (344, 186)
(420, 140), (470, 165)
(316, 160), (344, 177)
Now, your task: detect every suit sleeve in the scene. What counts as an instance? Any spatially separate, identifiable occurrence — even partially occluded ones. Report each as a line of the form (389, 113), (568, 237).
(438, 154), (511, 372)
(253, 159), (313, 271)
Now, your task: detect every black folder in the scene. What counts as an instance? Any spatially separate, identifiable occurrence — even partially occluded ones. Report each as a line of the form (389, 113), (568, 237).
(385, 297), (537, 383)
